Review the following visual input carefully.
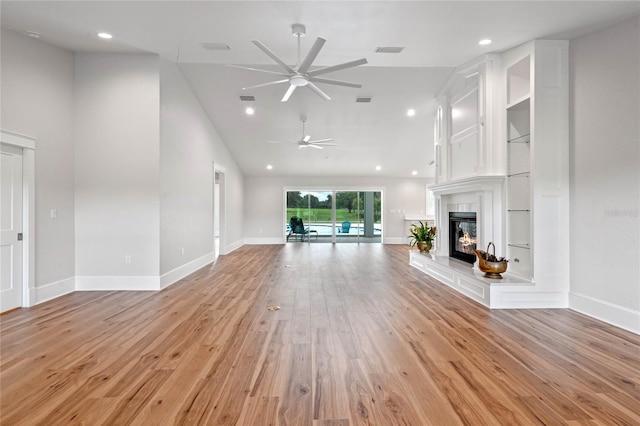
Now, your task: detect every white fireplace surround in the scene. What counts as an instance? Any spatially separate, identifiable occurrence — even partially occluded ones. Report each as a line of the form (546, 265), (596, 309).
(430, 175), (506, 262)
(411, 175), (536, 309)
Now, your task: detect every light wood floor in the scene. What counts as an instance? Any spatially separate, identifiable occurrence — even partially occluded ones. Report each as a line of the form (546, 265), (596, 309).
(1, 244), (639, 425)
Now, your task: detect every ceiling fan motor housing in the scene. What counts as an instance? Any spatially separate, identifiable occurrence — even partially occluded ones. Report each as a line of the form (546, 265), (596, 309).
(290, 75), (309, 86)
(291, 23), (306, 37)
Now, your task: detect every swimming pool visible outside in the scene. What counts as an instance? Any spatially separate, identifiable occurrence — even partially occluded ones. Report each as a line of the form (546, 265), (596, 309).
(286, 223), (382, 235)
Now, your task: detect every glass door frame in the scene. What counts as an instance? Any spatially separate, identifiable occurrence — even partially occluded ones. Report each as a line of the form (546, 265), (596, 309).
(283, 186), (384, 244)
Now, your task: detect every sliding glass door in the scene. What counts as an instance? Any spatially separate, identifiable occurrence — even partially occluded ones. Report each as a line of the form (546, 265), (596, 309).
(335, 191), (360, 243)
(286, 189), (382, 244)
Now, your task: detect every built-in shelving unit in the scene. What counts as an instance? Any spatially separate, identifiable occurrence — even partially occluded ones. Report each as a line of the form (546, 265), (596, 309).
(506, 56), (532, 278)
(499, 40), (570, 307)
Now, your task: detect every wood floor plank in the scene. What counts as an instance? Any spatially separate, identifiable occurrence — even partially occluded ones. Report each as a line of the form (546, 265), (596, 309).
(1, 244), (639, 425)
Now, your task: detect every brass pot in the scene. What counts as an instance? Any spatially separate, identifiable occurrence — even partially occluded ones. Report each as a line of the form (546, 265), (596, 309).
(417, 241), (432, 253)
(474, 242), (508, 279)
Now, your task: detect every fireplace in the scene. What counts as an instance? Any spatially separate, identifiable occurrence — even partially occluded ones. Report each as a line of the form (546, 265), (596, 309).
(449, 212), (477, 264)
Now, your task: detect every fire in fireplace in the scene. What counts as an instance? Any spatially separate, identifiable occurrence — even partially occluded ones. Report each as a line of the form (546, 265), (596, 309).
(449, 212), (477, 264)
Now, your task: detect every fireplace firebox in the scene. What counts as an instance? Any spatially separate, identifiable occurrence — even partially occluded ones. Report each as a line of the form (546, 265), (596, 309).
(449, 212), (477, 264)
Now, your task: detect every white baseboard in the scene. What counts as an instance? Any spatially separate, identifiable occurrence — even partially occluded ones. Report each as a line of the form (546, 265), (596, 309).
(33, 277), (76, 305)
(244, 237), (284, 245)
(569, 292), (640, 335)
(160, 252), (213, 290)
(76, 276), (160, 291)
(223, 239), (244, 255)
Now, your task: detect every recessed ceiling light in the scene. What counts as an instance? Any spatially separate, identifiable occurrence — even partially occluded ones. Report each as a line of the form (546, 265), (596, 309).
(375, 165), (382, 171)
(478, 39), (492, 46)
(97, 32), (113, 40)
(407, 109), (416, 117)
(245, 107), (255, 115)
(266, 164), (273, 170)
(26, 31), (41, 39)
(412, 170), (418, 176)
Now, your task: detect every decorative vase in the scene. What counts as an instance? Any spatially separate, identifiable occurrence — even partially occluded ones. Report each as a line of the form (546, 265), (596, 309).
(417, 241), (432, 253)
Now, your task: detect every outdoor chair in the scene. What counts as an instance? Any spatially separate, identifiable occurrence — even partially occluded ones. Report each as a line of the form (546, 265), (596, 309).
(340, 221), (351, 233)
(287, 216), (317, 241)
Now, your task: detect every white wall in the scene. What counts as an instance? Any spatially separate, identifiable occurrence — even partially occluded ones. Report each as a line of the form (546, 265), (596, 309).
(0, 29), (75, 291)
(74, 54), (161, 282)
(244, 176), (430, 244)
(570, 17), (640, 332)
(159, 58), (245, 277)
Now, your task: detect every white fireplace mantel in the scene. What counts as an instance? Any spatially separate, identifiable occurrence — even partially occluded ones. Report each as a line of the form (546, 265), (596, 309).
(429, 175), (506, 261)
(429, 175), (505, 197)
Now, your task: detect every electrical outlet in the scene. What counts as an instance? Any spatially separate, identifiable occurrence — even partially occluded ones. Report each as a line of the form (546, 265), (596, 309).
(125, 255), (131, 264)
(50, 209), (57, 219)
(181, 248), (185, 255)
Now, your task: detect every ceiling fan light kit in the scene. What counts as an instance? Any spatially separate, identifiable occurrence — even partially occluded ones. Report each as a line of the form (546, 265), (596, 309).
(230, 23), (367, 102)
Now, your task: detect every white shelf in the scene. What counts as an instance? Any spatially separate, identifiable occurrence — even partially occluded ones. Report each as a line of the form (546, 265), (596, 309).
(506, 94), (531, 110)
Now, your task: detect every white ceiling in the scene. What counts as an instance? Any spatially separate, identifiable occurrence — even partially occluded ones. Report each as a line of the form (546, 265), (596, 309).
(2, 1), (638, 177)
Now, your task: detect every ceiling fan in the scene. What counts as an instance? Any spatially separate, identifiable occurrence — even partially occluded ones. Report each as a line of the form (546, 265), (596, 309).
(268, 116), (337, 149)
(229, 23), (367, 102)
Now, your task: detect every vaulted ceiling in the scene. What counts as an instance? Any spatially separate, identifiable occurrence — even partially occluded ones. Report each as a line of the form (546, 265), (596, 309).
(2, 1), (638, 177)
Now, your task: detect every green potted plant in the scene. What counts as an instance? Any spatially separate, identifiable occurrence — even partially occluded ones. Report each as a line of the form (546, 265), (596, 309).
(408, 221), (437, 253)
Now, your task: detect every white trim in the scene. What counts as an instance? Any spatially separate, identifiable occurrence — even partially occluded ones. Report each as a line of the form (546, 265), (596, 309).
(213, 162), (226, 260)
(76, 276), (160, 291)
(1, 130), (36, 308)
(34, 277), (75, 305)
(0, 130), (36, 150)
(244, 238), (284, 245)
(570, 292), (640, 335)
(160, 252), (213, 289)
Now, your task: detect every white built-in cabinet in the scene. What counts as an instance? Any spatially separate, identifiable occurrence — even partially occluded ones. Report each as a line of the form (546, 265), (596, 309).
(421, 41), (570, 309)
(434, 54), (503, 184)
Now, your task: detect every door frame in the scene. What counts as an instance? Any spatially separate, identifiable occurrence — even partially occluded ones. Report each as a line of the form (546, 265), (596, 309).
(1, 130), (36, 308)
(212, 163), (226, 257)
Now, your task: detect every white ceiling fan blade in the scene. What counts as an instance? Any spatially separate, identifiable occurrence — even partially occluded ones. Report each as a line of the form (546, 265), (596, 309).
(281, 84), (297, 102)
(309, 77), (362, 88)
(242, 79), (289, 90)
(252, 40), (295, 74)
(311, 142), (338, 147)
(306, 82), (331, 101)
(308, 144), (323, 149)
(226, 64), (289, 77)
(308, 138), (334, 144)
(297, 37), (326, 74)
(303, 135), (311, 142)
(307, 58), (368, 77)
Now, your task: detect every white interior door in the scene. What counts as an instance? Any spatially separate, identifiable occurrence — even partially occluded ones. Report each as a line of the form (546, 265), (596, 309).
(1, 145), (24, 312)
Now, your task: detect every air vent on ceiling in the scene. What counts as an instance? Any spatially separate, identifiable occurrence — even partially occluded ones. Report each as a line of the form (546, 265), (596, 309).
(239, 95), (256, 101)
(201, 42), (231, 51)
(356, 97), (372, 103)
(375, 46), (404, 53)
